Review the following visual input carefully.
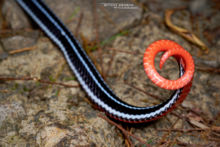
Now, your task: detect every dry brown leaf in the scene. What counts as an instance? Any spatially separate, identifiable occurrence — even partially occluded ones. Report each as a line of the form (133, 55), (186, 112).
(186, 112), (209, 129)
(187, 112), (203, 122)
(189, 119), (209, 129)
(212, 126), (220, 132)
(165, 9), (209, 53)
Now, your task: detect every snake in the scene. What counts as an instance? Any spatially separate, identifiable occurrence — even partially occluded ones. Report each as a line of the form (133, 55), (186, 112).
(16, 0), (194, 123)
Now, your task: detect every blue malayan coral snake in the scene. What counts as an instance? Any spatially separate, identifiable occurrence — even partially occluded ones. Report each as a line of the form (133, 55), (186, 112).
(16, 0), (194, 123)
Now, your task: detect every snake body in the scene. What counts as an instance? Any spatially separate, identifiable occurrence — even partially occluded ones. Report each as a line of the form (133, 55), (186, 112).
(16, 0), (194, 123)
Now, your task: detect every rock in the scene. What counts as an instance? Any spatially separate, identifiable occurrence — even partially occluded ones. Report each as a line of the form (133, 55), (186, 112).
(2, 0), (31, 30)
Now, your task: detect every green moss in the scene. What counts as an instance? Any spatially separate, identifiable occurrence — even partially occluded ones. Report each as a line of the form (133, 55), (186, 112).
(11, 83), (19, 90)
(23, 86), (29, 92)
(100, 30), (129, 46)
(49, 75), (56, 82)
(147, 139), (153, 144)
(69, 7), (80, 20)
(86, 30), (130, 52)
(63, 76), (76, 81)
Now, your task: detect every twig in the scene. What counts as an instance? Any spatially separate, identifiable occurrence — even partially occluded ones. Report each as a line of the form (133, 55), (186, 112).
(9, 46), (37, 54)
(92, 0), (99, 45)
(124, 131), (133, 147)
(105, 49), (116, 78)
(99, 5), (117, 28)
(124, 82), (163, 101)
(92, 0), (104, 79)
(0, 76), (79, 88)
(98, 113), (151, 147)
(157, 128), (211, 133)
(74, 12), (84, 37)
(0, 28), (38, 37)
(208, 137), (220, 142)
(107, 48), (140, 55)
(196, 66), (220, 73)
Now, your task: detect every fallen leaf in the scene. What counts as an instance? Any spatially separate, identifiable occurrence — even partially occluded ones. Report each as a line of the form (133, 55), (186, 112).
(165, 9), (209, 53)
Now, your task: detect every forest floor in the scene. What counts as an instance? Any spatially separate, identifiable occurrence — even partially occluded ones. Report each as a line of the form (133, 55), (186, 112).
(0, 0), (220, 146)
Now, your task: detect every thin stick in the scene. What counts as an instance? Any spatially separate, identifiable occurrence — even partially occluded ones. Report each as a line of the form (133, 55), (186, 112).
(9, 46), (36, 54)
(157, 128), (211, 132)
(98, 113), (151, 147)
(196, 67), (220, 73)
(74, 12), (84, 37)
(107, 48), (140, 55)
(0, 76), (79, 88)
(124, 82), (163, 101)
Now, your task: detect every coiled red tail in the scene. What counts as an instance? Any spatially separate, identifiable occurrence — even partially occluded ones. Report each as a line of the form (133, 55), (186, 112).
(143, 40), (194, 90)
